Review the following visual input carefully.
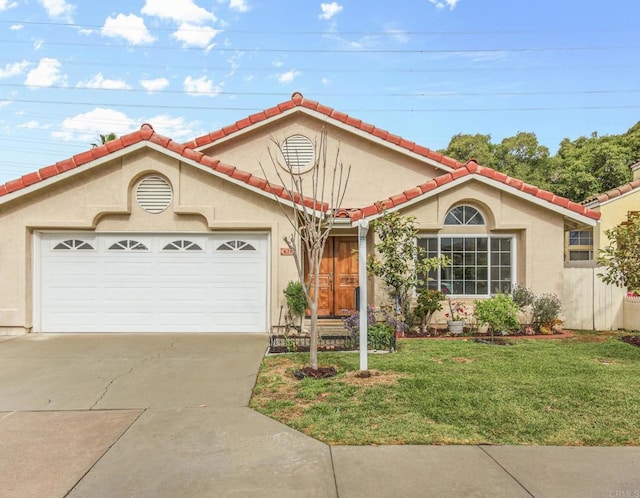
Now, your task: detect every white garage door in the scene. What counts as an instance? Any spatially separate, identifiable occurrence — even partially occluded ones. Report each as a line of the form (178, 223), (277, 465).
(36, 233), (269, 333)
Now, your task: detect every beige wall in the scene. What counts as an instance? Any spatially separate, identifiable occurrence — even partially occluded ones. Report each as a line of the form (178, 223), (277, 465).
(591, 191), (640, 254)
(199, 113), (442, 208)
(0, 147), (301, 334)
(399, 180), (565, 298)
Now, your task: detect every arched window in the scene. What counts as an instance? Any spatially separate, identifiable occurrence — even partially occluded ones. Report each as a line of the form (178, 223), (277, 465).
(444, 205), (485, 225)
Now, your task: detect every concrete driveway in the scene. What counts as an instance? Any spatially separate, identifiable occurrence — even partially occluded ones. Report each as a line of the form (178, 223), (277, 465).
(1, 333), (639, 498)
(0, 333), (335, 498)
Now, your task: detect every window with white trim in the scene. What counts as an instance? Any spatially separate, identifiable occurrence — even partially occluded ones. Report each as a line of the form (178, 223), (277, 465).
(162, 240), (203, 251)
(566, 230), (593, 261)
(108, 240), (149, 251)
(53, 239), (94, 250)
(216, 240), (256, 251)
(418, 205), (515, 296)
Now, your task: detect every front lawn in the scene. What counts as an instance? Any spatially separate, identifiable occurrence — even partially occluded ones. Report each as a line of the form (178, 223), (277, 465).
(249, 331), (640, 446)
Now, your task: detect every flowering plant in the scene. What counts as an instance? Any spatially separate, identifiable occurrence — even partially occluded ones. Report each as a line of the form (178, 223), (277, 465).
(445, 296), (468, 322)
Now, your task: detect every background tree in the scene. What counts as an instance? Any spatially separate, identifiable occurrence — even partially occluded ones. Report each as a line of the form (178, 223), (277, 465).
(440, 133), (496, 169)
(440, 122), (640, 202)
(367, 210), (448, 327)
(597, 213), (640, 292)
(260, 129), (350, 371)
(91, 132), (117, 147)
(494, 132), (551, 187)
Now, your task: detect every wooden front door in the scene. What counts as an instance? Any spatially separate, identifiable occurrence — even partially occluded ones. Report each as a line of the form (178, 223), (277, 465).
(310, 237), (359, 317)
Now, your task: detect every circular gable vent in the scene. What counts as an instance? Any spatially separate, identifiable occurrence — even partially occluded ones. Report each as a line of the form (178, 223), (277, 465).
(136, 175), (172, 214)
(281, 134), (315, 172)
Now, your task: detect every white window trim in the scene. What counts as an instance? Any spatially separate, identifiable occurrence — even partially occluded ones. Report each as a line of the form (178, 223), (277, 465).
(418, 233), (517, 298)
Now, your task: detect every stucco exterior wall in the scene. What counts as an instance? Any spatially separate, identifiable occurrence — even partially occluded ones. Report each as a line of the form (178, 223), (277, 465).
(591, 191), (640, 253)
(400, 180), (566, 299)
(0, 147), (300, 334)
(199, 113), (442, 208)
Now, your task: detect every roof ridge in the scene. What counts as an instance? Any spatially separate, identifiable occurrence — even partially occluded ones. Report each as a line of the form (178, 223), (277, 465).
(581, 178), (640, 206)
(184, 91), (465, 170)
(346, 160), (600, 222)
(0, 124), (328, 212)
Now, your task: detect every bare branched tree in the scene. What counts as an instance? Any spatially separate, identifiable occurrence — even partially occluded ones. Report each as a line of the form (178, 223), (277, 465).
(260, 129), (351, 370)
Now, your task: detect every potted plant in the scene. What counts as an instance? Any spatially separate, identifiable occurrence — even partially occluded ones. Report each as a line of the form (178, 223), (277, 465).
(445, 296), (467, 335)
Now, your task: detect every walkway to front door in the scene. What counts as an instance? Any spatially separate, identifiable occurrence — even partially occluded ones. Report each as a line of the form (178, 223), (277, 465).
(310, 237), (359, 317)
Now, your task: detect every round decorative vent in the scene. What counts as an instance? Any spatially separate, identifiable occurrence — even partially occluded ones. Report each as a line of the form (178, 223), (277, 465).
(135, 175), (173, 214)
(280, 134), (315, 172)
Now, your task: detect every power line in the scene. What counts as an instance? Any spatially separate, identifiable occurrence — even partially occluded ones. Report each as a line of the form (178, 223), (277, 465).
(0, 19), (636, 36)
(0, 38), (631, 54)
(2, 83), (640, 98)
(3, 97), (640, 113)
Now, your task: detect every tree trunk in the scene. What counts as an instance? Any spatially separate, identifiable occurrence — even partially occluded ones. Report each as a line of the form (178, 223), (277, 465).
(308, 302), (318, 370)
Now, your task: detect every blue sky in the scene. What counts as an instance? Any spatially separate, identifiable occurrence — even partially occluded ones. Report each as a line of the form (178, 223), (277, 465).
(0, 0), (639, 185)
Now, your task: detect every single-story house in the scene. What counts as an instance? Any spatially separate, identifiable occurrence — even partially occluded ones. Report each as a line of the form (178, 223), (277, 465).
(0, 92), (600, 335)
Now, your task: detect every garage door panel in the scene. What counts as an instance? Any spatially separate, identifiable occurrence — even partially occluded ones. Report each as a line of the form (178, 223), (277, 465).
(38, 233), (268, 333)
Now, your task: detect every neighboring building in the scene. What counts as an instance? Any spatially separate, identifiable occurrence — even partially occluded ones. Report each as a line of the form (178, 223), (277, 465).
(0, 93), (600, 335)
(574, 160), (640, 262)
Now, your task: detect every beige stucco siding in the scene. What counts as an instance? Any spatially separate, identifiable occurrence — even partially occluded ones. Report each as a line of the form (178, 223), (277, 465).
(0, 147), (300, 334)
(398, 180), (566, 299)
(591, 191), (640, 253)
(199, 113), (441, 207)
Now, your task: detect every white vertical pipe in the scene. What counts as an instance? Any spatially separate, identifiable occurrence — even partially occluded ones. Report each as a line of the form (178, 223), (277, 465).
(358, 220), (369, 371)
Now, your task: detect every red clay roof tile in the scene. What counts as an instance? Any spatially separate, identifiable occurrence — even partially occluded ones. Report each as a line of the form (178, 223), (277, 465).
(351, 161), (601, 222)
(56, 158), (77, 172)
(21, 172), (41, 187)
(582, 178), (640, 206)
(5, 179), (25, 193)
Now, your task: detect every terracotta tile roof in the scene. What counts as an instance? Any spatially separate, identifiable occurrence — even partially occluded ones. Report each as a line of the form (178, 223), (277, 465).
(581, 179), (640, 206)
(184, 92), (465, 170)
(346, 160), (601, 222)
(0, 124), (328, 212)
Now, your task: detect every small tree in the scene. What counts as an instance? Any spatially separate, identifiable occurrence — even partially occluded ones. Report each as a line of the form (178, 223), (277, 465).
(260, 129), (350, 371)
(283, 280), (308, 333)
(598, 213), (640, 292)
(367, 210), (448, 326)
(474, 294), (519, 339)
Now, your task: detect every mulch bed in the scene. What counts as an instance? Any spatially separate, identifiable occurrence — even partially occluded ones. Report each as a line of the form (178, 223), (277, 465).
(620, 335), (640, 348)
(293, 366), (338, 379)
(402, 330), (573, 340)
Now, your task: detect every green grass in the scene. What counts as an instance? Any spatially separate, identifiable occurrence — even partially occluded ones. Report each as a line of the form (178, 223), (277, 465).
(250, 331), (640, 446)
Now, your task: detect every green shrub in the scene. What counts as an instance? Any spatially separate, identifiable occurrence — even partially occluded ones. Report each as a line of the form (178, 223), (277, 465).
(414, 289), (445, 327)
(532, 293), (562, 333)
(474, 294), (520, 336)
(284, 281), (308, 318)
(368, 323), (394, 350)
(511, 285), (536, 311)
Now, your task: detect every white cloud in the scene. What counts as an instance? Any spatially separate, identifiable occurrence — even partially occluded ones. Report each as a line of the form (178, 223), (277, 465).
(385, 28), (409, 44)
(52, 108), (135, 142)
(321, 77), (331, 85)
(183, 75), (222, 96)
(102, 14), (156, 45)
(140, 78), (169, 92)
(25, 58), (66, 88)
(229, 0), (250, 12)
(0, 1), (18, 11)
(141, 0), (217, 24)
(319, 2), (343, 20)
(143, 114), (203, 141)
(19, 120), (42, 129)
(10, 24), (23, 30)
(428, 0), (459, 10)
(76, 73), (132, 90)
(278, 70), (300, 84)
(172, 23), (221, 48)
(0, 60), (29, 79)
(38, 0), (75, 20)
